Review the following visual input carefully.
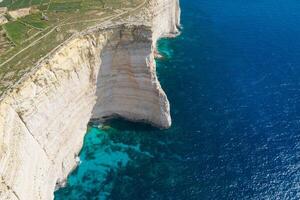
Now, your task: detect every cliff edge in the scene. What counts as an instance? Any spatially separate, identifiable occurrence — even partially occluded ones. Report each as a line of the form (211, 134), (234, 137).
(0, 0), (180, 199)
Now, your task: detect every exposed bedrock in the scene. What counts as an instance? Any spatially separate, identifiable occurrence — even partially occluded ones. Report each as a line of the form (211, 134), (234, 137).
(0, 0), (180, 199)
(92, 26), (171, 128)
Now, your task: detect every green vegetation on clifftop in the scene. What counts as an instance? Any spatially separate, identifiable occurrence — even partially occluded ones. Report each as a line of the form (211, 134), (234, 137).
(0, 0), (145, 97)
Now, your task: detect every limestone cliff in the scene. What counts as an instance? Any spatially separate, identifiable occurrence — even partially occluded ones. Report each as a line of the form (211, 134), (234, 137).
(0, 0), (180, 199)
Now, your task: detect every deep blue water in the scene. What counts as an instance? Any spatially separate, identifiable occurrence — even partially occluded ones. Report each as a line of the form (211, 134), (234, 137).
(55, 0), (300, 199)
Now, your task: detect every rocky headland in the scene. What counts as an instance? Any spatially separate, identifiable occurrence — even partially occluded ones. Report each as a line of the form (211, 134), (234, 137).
(0, 0), (180, 199)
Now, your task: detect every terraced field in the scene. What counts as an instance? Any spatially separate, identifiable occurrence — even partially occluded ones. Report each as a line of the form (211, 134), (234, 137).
(0, 27), (12, 54)
(0, 0), (45, 10)
(0, 0), (145, 96)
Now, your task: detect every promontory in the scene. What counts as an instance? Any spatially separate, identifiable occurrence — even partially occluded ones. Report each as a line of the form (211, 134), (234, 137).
(0, 0), (180, 199)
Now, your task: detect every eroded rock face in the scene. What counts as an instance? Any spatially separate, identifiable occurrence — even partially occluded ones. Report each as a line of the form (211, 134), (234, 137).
(0, 0), (180, 199)
(0, 32), (104, 200)
(92, 25), (171, 128)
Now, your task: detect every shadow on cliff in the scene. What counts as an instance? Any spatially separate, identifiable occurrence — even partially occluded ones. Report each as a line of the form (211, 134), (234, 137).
(102, 118), (159, 132)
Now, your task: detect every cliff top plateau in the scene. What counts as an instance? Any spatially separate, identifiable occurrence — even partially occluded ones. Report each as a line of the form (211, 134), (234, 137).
(0, 0), (146, 97)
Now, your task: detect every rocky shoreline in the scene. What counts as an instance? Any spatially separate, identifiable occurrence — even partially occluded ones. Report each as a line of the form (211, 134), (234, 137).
(0, 0), (180, 199)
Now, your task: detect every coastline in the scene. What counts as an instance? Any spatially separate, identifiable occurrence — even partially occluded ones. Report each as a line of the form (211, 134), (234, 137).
(56, 5), (182, 192)
(0, 0), (180, 199)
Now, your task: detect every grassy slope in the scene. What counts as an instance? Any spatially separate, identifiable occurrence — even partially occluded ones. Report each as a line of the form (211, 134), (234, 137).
(0, 0), (144, 95)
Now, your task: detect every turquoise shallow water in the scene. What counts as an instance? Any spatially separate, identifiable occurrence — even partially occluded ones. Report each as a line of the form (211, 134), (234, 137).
(55, 0), (300, 199)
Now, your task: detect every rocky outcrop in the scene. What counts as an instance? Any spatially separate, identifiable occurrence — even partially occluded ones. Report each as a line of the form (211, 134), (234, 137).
(91, 25), (171, 127)
(8, 7), (31, 19)
(0, 0), (180, 199)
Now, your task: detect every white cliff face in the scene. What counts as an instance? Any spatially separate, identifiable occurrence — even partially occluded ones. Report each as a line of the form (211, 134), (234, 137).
(92, 25), (171, 128)
(0, 0), (180, 199)
(151, 0), (181, 42)
(0, 33), (105, 200)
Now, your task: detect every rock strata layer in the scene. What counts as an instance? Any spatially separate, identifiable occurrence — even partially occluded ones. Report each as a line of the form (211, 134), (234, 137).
(0, 0), (180, 199)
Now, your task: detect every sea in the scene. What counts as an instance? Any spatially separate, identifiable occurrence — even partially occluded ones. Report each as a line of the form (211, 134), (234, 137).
(55, 0), (300, 199)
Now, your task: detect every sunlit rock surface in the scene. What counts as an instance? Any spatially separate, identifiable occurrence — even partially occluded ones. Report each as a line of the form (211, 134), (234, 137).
(0, 0), (180, 199)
